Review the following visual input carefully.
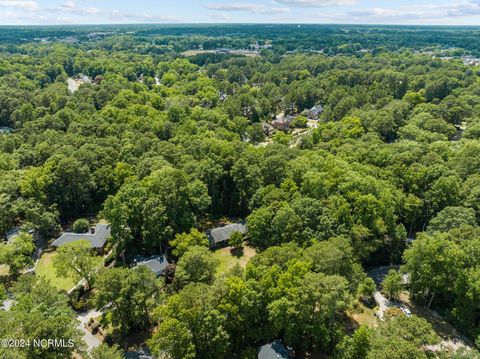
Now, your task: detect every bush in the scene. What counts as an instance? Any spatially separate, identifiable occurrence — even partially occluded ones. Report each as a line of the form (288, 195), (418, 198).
(72, 219), (90, 233)
(229, 231), (244, 249)
(291, 115), (308, 128)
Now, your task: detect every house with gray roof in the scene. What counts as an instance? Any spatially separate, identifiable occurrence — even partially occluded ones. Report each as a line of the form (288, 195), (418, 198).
(306, 104), (324, 120)
(258, 341), (290, 359)
(207, 222), (247, 248)
(51, 223), (110, 252)
(133, 255), (169, 277)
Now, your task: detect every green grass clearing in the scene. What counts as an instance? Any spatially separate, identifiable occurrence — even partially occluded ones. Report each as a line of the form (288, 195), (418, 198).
(35, 251), (102, 292)
(348, 302), (378, 328)
(0, 265), (9, 277)
(35, 252), (76, 291)
(212, 243), (257, 276)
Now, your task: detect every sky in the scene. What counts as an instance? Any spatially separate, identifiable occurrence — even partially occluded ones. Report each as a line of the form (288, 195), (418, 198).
(1, 0), (480, 25)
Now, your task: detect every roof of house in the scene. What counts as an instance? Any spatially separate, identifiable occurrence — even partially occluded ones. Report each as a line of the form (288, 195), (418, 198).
(51, 223), (110, 249)
(272, 115), (295, 128)
(207, 223), (247, 245)
(134, 255), (169, 276)
(258, 341), (290, 359)
(310, 104), (324, 113)
(5, 227), (21, 241)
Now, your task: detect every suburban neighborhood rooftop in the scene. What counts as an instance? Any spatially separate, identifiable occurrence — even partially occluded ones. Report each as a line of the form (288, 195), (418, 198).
(133, 255), (169, 277)
(207, 222), (247, 246)
(51, 223), (111, 249)
(258, 341), (290, 359)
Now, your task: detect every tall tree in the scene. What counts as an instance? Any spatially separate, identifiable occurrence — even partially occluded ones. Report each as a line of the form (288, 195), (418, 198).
(0, 232), (35, 277)
(53, 240), (100, 289)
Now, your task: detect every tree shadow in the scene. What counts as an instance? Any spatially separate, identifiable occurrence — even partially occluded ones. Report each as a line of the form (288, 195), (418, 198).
(230, 247), (244, 258)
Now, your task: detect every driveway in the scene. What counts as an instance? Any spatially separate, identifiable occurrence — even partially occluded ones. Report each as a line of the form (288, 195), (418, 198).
(368, 266), (474, 353)
(368, 265), (399, 320)
(373, 291), (391, 320)
(76, 309), (102, 350)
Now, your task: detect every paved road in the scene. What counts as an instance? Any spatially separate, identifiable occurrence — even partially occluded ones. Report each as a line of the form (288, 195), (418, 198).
(76, 309), (102, 350)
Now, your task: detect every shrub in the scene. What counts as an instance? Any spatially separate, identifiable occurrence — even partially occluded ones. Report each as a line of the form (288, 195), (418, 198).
(72, 219), (90, 233)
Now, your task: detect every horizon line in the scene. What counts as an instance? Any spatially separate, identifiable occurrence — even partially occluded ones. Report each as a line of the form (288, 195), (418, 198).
(1, 22), (480, 28)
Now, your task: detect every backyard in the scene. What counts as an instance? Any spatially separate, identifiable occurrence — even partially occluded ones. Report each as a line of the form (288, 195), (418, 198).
(35, 251), (77, 291)
(212, 244), (257, 276)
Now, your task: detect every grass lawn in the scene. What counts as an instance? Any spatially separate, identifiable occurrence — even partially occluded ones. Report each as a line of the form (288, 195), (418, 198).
(348, 302), (378, 328)
(212, 243), (257, 276)
(35, 251), (77, 291)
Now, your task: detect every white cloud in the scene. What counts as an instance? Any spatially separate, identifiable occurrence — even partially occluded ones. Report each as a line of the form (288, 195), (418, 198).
(274, 0), (357, 7)
(49, 2), (102, 16)
(348, 1), (480, 21)
(205, 2), (290, 14)
(28, 1), (178, 24)
(60, 1), (75, 10)
(109, 10), (179, 23)
(0, 1), (39, 12)
(209, 13), (232, 20)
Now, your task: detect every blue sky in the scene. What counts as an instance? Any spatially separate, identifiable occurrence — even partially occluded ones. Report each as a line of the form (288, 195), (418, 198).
(1, 0), (480, 25)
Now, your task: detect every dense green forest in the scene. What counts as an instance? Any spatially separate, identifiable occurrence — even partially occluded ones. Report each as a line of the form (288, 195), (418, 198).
(1, 25), (480, 359)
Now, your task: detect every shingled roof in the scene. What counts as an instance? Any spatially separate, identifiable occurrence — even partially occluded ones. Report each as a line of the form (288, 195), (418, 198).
(134, 255), (169, 277)
(207, 223), (247, 246)
(258, 341), (290, 359)
(51, 223), (110, 249)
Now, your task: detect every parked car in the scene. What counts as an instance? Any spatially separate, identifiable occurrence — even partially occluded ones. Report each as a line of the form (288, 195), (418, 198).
(400, 306), (412, 317)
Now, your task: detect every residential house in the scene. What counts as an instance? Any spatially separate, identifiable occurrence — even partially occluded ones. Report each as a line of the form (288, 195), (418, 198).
(4, 227), (35, 243)
(51, 223), (110, 253)
(258, 341), (291, 359)
(4, 227), (21, 242)
(77, 73), (92, 84)
(207, 223), (247, 248)
(133, 255), (170, 277)
(272, 114), (295, 131)
(306, 104), (324, 120)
